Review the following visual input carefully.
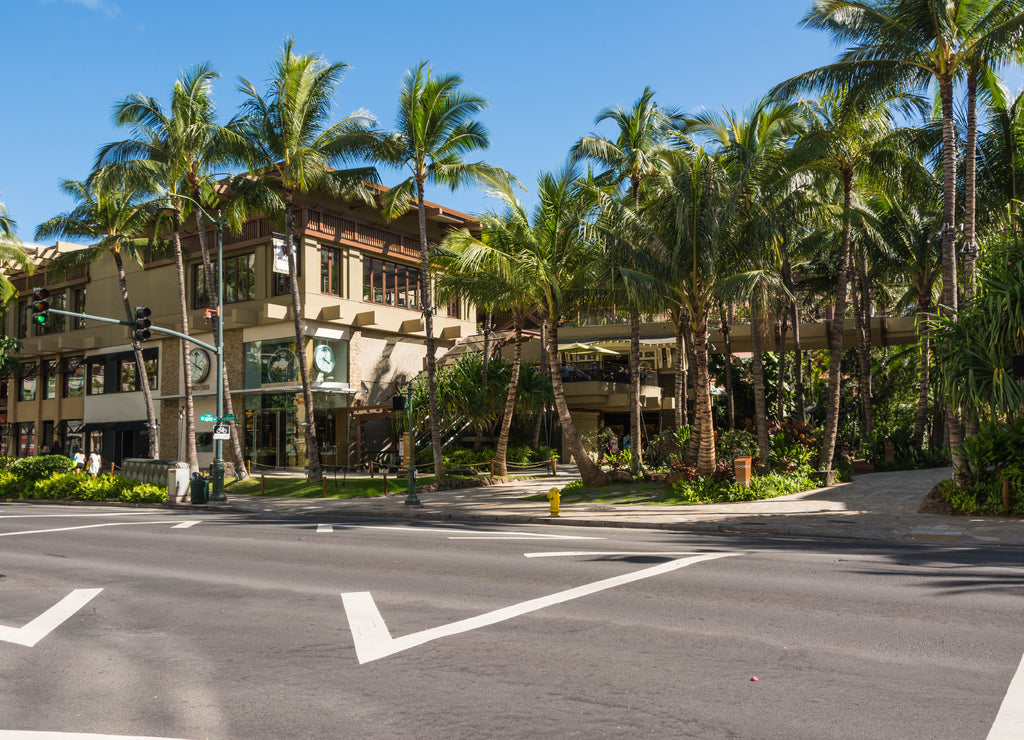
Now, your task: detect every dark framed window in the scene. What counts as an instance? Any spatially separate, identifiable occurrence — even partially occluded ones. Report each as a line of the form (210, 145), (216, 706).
(42, 360), (57, 399)
(193, 254), (256, 308)
(88, 359), (105, 395)
(362, 257), (420, 310)
(321, 247), (342, 296)
(18, 363), (37, 402)
(118, 358), (137, 392)
(63, 356), (85, 398)
(18, 422), (34, 458)
(72, 288), (87, 329)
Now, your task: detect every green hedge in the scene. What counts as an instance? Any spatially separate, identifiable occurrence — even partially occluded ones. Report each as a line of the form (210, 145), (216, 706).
(0, 457), (167, 504)
(668, 470), (817, 504)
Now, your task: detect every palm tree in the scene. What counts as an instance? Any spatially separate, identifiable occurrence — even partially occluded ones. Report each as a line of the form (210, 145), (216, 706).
(369, 62), (508, 480)
(573, 87), (675, 475)
(462, 166), (610, 486)
(101, 63), (253, 480)
(236, 39), (378, 483)
(0, 202), (33, 305)
(438, 210), (537, 477)
(35, 171), (161, 457)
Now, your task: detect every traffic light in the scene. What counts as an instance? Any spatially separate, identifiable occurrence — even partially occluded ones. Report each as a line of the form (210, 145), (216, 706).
(30, 287), (50, 326)
(133, 307), (152, 342)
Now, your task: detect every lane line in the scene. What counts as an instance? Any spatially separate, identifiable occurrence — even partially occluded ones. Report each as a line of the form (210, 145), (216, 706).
(524, 551), (696, 558)
(343, 552), (739, 664)
(989, 649), (1024, 739)
(0, 588), (102, 647)
(0, 521), (169, 537)
(449, 535), (604, 541)
(317, 523), (333, 533)
(0, 511), (153, 520)
(335, 524), (603, 539)
(170, 521), (200, 529)
(0, 732), (190, 739)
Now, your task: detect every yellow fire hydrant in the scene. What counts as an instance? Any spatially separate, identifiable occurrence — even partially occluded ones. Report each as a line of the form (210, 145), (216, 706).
(547, 486), (561, 517)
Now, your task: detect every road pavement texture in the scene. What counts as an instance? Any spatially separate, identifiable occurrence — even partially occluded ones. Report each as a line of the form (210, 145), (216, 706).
(195, 466), (1024, 547)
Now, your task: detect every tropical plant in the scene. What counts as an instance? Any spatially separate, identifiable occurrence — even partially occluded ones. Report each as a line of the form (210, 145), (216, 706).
(236, 38), (378, 483)
(35, 170), (161, 457)
(0, 201), (33, 305)
(369, 61), (509, 479)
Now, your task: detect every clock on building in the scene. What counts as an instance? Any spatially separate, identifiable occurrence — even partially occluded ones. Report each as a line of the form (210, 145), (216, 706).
(189, 348), (211, 383)
(314, 344), (335, 373)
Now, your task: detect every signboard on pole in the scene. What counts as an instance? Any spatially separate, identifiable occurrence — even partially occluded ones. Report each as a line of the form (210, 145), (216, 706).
(213, 424), (230, 440)
(200, 414), (217, 423)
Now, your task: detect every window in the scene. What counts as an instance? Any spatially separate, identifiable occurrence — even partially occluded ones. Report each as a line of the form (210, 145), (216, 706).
(18, 422), (34, 458)
(63, 356), (85, 398)
(42, 360), (57, 399)
(88, 359), (105, 395)
(321, 247), (343, 296)
(193, 254), (256, 308)
(244, 338), (301, 388)
(19, 363), (37, 402)
(144, 354), (158, 390)
(72, 288), (87, 329)
(119, 358), (137, 392)
(363, 257), (420, 309)
(445, 296), (461, 319)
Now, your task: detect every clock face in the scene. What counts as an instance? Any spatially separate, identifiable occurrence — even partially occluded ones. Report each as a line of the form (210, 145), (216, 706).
(189, 349), (210, 383)
(314, 345), (335, 373)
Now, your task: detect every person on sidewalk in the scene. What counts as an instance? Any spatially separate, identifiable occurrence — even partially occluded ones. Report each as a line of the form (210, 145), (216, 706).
(87, 450), (101, 477)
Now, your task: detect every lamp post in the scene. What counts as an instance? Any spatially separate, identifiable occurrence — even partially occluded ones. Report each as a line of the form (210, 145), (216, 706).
(161, 196), (227, 502)
(404, 382), (420, 506)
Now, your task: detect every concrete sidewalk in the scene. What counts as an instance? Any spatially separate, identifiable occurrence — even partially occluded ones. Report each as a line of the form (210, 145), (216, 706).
(207, 466), (1024, 547)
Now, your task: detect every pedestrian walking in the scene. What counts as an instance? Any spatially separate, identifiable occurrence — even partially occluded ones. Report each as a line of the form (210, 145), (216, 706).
(87, 450), (101, 477)
(72, 448), (85, 473)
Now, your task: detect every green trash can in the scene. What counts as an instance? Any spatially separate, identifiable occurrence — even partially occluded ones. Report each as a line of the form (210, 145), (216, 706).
(190, 473), (209, 504)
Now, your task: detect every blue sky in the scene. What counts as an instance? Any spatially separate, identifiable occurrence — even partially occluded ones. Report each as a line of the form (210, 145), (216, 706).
(2, 0), (1020, 243)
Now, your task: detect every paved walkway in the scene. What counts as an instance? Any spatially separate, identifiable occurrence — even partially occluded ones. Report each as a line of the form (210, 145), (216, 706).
(197, 466), (1024, 548)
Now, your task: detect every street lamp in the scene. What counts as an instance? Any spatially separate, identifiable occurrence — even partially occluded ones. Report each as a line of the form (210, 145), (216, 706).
(404, 383), (420, 506)
(161, 196), (227, 503)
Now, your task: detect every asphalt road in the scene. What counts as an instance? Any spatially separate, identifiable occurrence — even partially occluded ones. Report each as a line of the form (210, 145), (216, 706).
(2, 503), (1023, 739)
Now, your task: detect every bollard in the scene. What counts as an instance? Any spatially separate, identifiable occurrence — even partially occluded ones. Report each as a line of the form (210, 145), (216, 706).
(1004, 477), (1011, 513)
(247, 459), (251, 475)
(322, 478), (326, 498)
(384, 472), (388, 496)
(551, 458), (557, 475)
(260, 473), (265, 495)
(546, 487), (561, 517)
(370, 460), (375, 478)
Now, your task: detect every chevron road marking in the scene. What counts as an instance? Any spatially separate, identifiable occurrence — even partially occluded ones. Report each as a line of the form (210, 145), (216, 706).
(0, 589), (102, 647)
(342, 552), (738, 664)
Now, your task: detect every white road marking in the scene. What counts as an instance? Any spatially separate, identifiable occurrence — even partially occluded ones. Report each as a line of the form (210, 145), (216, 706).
(0, 589), (102, 647)
(317, 523), (333, 533)
(0, 732), (190, 739)
(170, 521), (200, 529)
(989, 648), (1024, 738)
(524, 551), (695, 558)
(0, 522), (168, 537)
(0, 511), (153, 520)
(342, 552), (738, 664)
(338, 524), (604, 540)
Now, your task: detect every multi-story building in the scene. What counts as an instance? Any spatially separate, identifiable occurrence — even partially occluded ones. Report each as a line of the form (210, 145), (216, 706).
(2, 187), (478, 471)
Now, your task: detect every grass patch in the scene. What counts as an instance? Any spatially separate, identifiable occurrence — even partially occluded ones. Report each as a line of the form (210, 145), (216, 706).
(226, 474), (438, 499)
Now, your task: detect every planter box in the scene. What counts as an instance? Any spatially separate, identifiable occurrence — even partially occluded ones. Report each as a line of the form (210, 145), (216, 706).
(810, 470), (835, 487)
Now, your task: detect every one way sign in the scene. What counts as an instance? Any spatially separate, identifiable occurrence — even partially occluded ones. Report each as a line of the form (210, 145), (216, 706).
(213, 424), (231, 440)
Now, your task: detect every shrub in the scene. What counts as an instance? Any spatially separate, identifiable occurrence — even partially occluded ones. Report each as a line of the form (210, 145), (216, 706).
(8, 455), (75, 482)
(120, 483), (166, 504)
(670, 469), (816, 504)
(0, 471), (23, 498)
(0, 456), (17, 471)
(717, 429), (758, 459)
(561, 479), (585, 494)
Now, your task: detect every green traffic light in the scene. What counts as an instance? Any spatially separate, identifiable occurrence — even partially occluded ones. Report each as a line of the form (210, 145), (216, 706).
(33, 313), (47, 325)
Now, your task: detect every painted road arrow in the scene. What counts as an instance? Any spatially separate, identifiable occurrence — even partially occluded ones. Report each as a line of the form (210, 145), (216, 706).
(342, 552), (737, 664)
(0, 589), (102, 647)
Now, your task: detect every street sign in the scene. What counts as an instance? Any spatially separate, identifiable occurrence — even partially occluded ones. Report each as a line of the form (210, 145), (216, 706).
(200, 414), (217, 422)
(213, 424), (230, 440)
(221, 414), (237, 421)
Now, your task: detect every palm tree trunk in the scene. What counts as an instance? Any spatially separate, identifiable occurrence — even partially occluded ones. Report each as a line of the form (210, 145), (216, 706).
(673, 310), (687, 430)
(416, 178), (445, 479)
(963, 70), (979, 304)
(776, 314), (788, 420)
(113, 251), (159, 458)
(283, 198), (322, 483)
(750, 300), (770, 473)
(171, 223), (198, 473)
(854, 248), (873, 440)
(493, 320), (522, 476)
(783, 255), (805, 425)
(913, 301), (932, 446)
(690, 310), (716, 476)
(193, 207), (248, 480)
(939, 74), (963, 472)
(629, 308), (642, 475)
(546, 315), (609, 486)
(721, 305), (735, 430)
(473, 310), (492, 453)
(818, 171), (854, 472)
